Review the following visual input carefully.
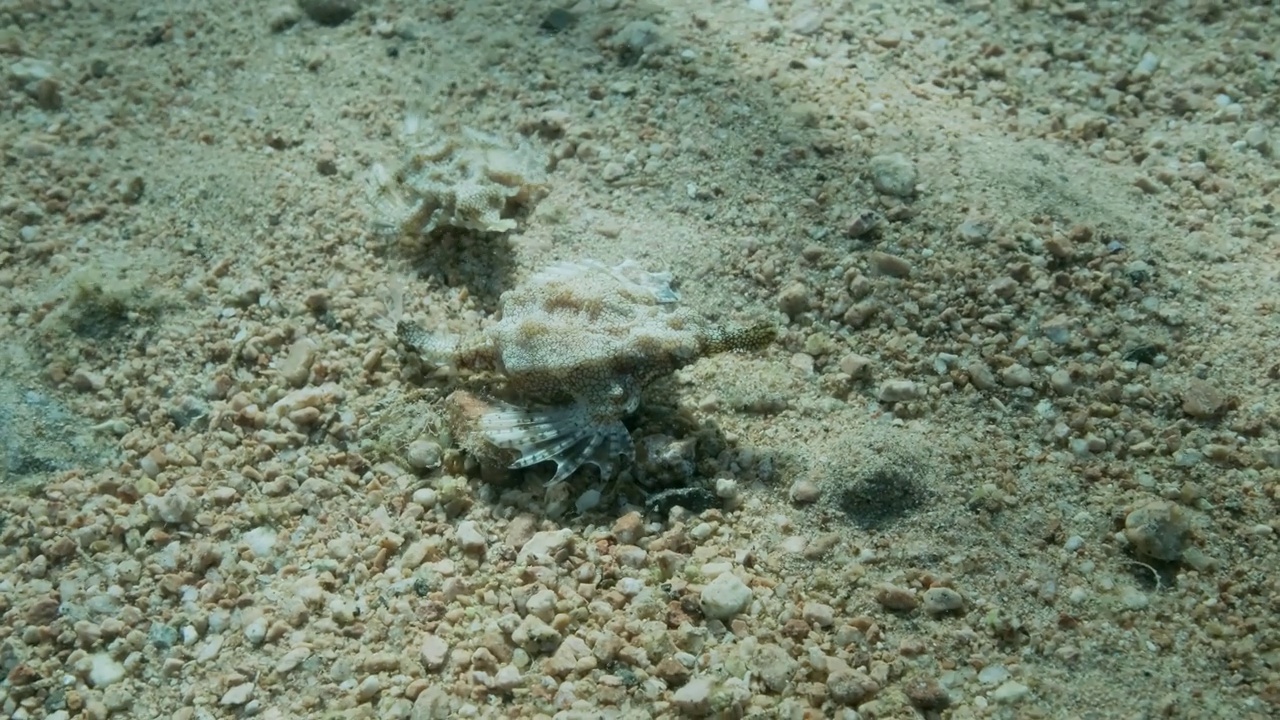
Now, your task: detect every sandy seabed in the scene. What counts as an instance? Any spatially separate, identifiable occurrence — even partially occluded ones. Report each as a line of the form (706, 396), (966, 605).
(1, 1), (1278, 719)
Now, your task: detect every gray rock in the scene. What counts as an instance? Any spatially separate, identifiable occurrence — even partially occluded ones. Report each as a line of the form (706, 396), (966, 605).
(878, 379), (923, 403)
(868, 153), (918, 197)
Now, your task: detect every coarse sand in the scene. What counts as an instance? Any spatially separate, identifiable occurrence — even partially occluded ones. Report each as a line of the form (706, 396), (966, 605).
(1, 1), (1278, 719)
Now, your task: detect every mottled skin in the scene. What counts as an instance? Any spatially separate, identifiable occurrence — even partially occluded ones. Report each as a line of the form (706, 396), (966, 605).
(397, 261), (775, 483)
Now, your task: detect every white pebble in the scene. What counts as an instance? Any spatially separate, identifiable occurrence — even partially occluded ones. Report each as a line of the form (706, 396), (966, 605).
(219, 682), (254, 706)
(699, 572), (752, 620)
(89, 653), (126, 688)
(617, 577), (645, 597)
(455, 521), (487, 554)
(411, 488), (438, 508)
(243, 617), (267, 646)
(493, 664), (522, 691)
(526, 589), (558, 621)
(242, 527), (277, 557)
(420, 634), (449, 670)
(991, 680), (1030, 704)
(714, 477), (738, 499)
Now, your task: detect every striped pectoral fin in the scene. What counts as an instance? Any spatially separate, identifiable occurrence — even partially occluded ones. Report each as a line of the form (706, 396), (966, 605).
(478, 402), (634, 485)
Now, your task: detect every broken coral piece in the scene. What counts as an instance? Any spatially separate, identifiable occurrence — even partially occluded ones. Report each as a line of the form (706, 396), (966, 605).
(398, 260), (775, 484)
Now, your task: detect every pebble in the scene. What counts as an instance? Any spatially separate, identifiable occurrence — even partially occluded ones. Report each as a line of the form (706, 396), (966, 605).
(802, 602), (834, 627)
(88, 654), (126, 688)
(614, 545), (647, 568)
(494, 664), (522, 691)
(956, 217), (992, 244)
(776, 282), (811, 318)
(518, 529), (572, 563)
(967, 362), (998, 390)
(355, 675), (380, 702)
(672, 676), (714, 715)
(275, 647), (311, 674)
(612, 511), (644, 544)
(755, 643), (797, 692)
(827, 668), (880, 706)
(991, 680), (1030, 703)
(601, 162), (627, 182)
(1049, 368), (1074, 395)
(789, 478), (821, 504)
(406, 439), (442, 470)
(878, 379), (923, 403)
(714, 477), (739, 501)
(144, 488), (197, 524)
(874, 584), (918, 611)
(1181, 378), (1225, 419)
(411, 488), (438, 508)
(868, 251), (913, 278)
(868, 152), (918, 197)
(1123, 500), (1189, 562)
(699, 572), (753, 620)
(243, 617), (267, 646)
(790, 10), (824, 35)
(242, 527), (277, 557)
(266, 4), (302, 32)
(420, 634), (449, 670)
(921, 587), (965, 616)
(219, 682), (254, 706)
(978, 665), (1010, 685)
(838, 353), (873, 379)
(279, 338), (318, 387)
(1001, 364), (1034, 388)
(505, 513), (537, 548)
(526, 589), (558, 621)
(455, 520), (487, 554)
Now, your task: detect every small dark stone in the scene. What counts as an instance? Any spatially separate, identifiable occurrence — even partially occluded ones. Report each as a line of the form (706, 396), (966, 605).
(1122, 344), (1160, 365)
(539, 8), (577, 34)
(143, 24), (170, 46)
(645, 487), (717, 518)
(298, 0), (364, 27)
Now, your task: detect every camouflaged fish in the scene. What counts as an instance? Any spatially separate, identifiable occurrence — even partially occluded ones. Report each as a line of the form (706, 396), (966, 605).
(397, 260), (775, 484)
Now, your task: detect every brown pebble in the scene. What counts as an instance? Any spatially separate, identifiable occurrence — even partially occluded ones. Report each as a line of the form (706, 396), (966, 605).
(801, 532), (840, 560)
(844, 211), (882, 239)
(874, 584), (918, 612)
(781, 618), (811, 639)
(611, 511), (644, 545)
(1044, 234), (1075, 260)
(777, 282), (811, 318)
(868, 251), (912, 278)
(1181, 378), (1225, 419)
(654, 656), (691, 685)
(789, 479), (821, 504)
(504, 513), (537, 549)
(905, 676), (951, 710)
(25, 596), (60, 625)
